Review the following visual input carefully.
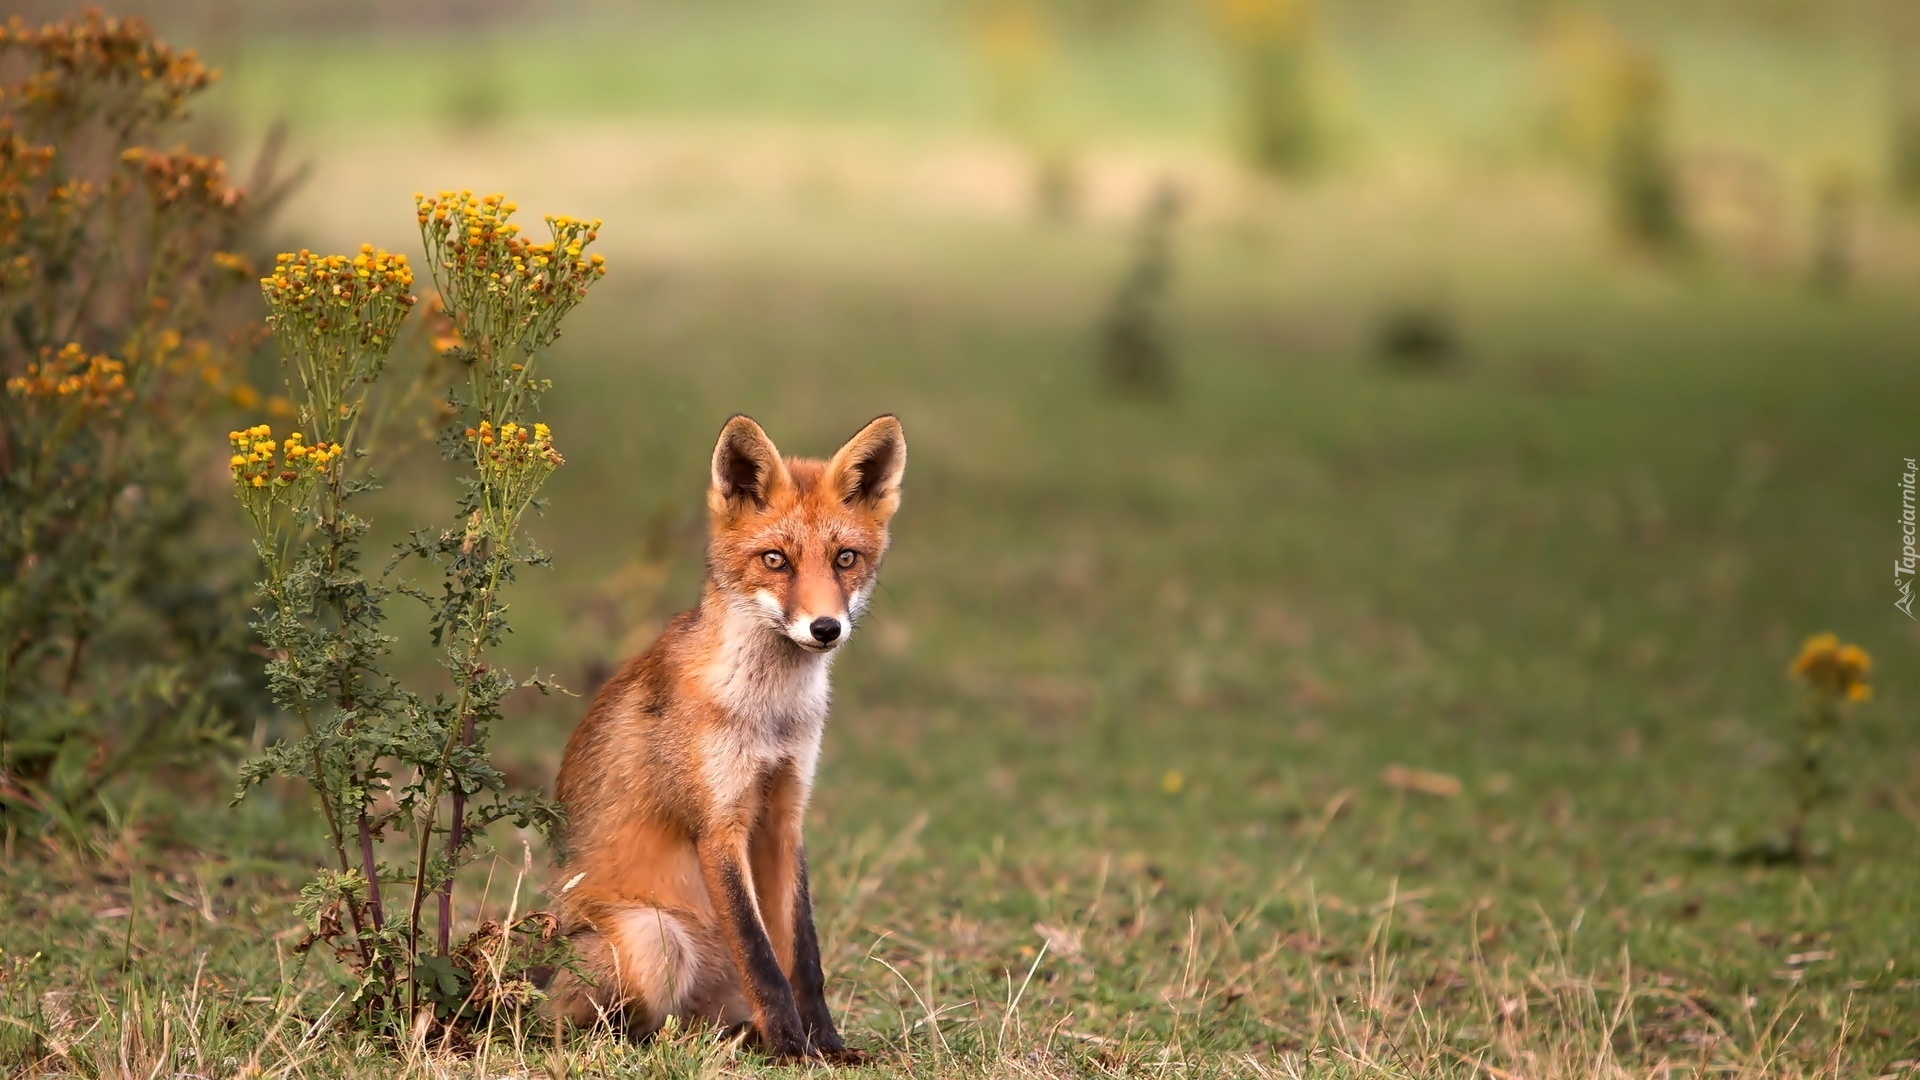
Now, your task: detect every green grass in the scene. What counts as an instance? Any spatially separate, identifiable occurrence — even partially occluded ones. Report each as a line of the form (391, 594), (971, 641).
(6, 4), (1920, 1075)
(6, 180), (1919, 1074)
(196, 0), (1894, 171)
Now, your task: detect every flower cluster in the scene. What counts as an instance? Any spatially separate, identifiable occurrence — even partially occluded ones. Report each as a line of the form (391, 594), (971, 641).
(0, 120), (57, 229)
(414, 191), (606, 379)
(0, 121), (64, 295)
(263, 245), (416, 322)
(1790, 633), (1871, 703)
(0, 118), (56, 176)
(261, 245), (418, 438)
(1, 12), (216, 127)
(225, 424), (339, 570)
(122, 147), (242, 212)
(467, 419), (564, 540)
(6, 343), (128, 408)
(228, 424), (343, 489)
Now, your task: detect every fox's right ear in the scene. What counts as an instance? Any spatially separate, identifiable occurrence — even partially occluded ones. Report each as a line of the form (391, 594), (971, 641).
(708, 414), (790, 519)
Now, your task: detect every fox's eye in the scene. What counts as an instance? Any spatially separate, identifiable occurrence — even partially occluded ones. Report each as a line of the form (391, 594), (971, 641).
(835, 549), (857, 569)
(762, 551), (787, 570)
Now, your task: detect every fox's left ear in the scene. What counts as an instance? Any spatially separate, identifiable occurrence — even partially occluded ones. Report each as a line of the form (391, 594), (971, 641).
(826, 414), (906, 521)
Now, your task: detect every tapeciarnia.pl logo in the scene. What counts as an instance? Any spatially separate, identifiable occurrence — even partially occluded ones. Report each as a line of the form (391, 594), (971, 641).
(1899, 457), (1917, 619)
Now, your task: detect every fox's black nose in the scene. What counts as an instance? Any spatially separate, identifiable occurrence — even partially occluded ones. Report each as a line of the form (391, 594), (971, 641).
(809, 617), (842, 644)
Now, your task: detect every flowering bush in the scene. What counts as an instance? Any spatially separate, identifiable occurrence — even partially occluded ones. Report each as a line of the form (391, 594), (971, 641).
(0, 12), (285, 831)
(228, 191), (606, 1037)
(1777, 632), (1872, 862)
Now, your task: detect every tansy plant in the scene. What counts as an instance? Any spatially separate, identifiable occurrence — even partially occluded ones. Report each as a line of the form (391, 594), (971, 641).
(1775, 633), (1872, 864)
(1, 12), (290, 835)
(228, 193), (605, 1038)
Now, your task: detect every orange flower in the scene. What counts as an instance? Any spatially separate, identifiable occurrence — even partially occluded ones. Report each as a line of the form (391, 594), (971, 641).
(6, 344), (128, 409)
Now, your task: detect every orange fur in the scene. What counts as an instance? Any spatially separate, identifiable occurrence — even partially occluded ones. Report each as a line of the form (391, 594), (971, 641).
(550, 414), (904, 1062)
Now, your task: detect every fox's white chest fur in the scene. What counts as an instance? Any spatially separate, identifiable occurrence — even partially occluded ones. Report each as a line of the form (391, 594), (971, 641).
(699, 597), (833, 810)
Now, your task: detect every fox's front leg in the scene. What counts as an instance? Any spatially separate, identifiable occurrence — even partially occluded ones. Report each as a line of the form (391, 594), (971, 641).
(788, 848), (861, 1061)
(697, 828), (810, 1058)
(750, 769), (856, 1059)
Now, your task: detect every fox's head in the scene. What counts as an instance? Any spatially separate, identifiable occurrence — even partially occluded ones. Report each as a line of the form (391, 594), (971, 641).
(705, 414), (906, 655)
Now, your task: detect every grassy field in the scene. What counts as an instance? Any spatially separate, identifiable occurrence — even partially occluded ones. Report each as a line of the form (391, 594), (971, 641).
(5, 4), (1920, 1078)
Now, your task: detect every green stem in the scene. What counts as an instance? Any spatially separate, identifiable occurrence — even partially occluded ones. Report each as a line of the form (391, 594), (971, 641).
(405, 546), (506, 976)
(311, 441), (388, 951)
(257, 539), (363, 942)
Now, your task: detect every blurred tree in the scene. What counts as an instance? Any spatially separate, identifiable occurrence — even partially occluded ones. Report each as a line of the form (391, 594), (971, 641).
(1535, 4), (1688, 253)
(1891, 19), (1920, 206)
(1208, 0), (1327, 178)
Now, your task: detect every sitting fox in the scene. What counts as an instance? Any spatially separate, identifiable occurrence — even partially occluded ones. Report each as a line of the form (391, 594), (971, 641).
(549, 413), (905, 1062)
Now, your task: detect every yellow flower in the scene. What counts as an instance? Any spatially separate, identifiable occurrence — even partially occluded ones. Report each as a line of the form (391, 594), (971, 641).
(1790, 632), (1871, 703)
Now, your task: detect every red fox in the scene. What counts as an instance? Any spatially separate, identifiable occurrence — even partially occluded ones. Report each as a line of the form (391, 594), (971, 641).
(549, 413), (905, 1062)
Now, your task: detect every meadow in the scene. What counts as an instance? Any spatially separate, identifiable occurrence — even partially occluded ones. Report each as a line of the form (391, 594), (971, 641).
(2, 2), (1918, 1077)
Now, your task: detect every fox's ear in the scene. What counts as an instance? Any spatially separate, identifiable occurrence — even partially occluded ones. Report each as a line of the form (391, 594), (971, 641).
(709, 414), (790, 518)
(826, 414), (906, 520)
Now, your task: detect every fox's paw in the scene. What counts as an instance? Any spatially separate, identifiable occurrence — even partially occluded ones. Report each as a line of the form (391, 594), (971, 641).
(815, 1044), (871, 1067)
(752, 1021), (813, 1064)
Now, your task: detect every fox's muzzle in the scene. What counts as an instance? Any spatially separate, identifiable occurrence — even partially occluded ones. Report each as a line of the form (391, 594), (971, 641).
(784, 608), (847, 651)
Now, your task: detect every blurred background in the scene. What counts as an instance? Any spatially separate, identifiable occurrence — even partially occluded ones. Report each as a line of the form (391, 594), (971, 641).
(7, 0), (1918, 1063)
(67, 0), (1917, 935)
